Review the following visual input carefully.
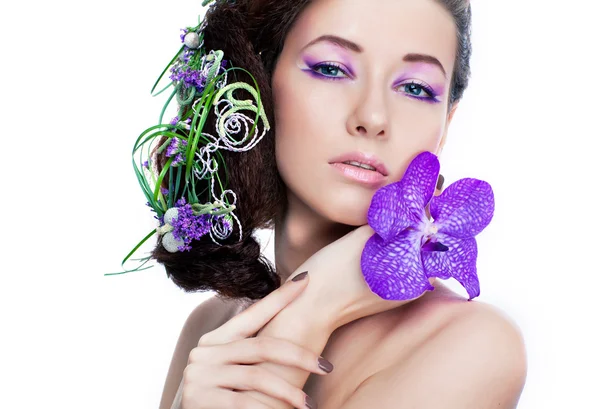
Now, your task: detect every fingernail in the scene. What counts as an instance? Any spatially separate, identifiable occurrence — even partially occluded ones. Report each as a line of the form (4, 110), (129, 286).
(305, 394), (317, 409)
(436, 174), (445, 190)
(292, 271), (308, 282)
(318, 357), (334, 373)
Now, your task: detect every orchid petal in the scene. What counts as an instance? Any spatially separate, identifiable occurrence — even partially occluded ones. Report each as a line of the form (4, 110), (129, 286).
(425, 233), (480, 300)
(422, 249), (452, 279)
(368, 151), (440, 241)
(430, 178), (494, 239)
(361, 230), (434, 300)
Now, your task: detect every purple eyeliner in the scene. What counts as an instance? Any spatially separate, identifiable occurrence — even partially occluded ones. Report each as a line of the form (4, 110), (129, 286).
(299, 54), (445, 103)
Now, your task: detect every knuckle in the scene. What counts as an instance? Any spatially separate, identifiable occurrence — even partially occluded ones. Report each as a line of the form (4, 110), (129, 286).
(293, 348), (310, 366)
(187, 346), (206, 364)
(280, 338), (310, 365)
(197, 333), (213, 347)
(182, 365), (194, 385)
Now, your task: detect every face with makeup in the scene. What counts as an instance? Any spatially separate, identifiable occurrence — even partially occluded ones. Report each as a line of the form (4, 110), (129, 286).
(272, 0), (459, 226)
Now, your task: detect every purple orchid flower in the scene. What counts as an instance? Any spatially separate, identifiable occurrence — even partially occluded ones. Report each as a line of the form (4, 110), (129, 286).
(361, 151), (494, 301)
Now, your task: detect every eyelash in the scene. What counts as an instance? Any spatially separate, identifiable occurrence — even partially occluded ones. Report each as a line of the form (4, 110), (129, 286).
(308, 62), (440, 103)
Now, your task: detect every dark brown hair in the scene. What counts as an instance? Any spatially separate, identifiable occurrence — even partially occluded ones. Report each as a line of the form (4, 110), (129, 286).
(151, 0), (473, 302)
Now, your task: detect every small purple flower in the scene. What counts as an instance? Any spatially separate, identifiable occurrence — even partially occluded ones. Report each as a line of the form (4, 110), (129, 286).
(179, 28), (189, 43)
(145, 201), (160, 221)
(361, 151), (495, 301)
(181, 49), (193, 64)
(160, 187), (169, 196)
(165, 137), (188, 166)
(168, 197), (214, 251)
(169, 116), (180, 126)
(143, 160), (149, 169)
(173, 153), (185, 166)
(169, 65), (206, 91)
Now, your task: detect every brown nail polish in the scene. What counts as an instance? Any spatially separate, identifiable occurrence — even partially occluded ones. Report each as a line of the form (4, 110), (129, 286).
(436, 174), (445, 190)
(318, 357), (334, 373)
(292, 271), (308, 282)
(305, 394), (318, 409)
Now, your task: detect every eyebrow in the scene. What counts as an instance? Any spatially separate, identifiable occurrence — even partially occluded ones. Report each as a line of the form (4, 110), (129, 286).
(302, 34), (447, 79)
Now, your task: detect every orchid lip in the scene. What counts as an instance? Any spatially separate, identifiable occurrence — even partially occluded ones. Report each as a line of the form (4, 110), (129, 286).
(421, 241), (449, 252)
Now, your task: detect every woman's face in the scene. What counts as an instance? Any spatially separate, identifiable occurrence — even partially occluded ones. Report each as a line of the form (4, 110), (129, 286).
(272, 0), (458, 226)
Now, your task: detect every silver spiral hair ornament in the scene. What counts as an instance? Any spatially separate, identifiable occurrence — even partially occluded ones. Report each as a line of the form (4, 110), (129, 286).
(186, 61), (270, 245)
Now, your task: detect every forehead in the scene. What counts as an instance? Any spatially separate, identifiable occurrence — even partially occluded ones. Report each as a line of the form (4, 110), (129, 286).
(285, 0), (457, 75)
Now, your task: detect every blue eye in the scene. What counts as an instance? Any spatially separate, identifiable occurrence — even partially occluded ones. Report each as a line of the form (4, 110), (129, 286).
(306, 64), (441, 104)
(309, 62), (349, 80)
(397, 81), (439, 103)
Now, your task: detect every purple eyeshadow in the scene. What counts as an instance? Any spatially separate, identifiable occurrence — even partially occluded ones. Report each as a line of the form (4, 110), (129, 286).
(302, 55), (356, 77)
(393, 77), (444, 104)
(300, 55), (445, 104)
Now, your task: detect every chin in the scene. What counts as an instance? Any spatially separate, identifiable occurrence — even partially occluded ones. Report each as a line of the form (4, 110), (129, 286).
(331, 212), (368, 226)
(315, 190), (373, 226)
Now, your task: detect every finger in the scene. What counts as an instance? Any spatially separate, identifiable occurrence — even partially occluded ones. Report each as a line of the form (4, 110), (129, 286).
(181, 388), (274, 409)
(215, 365), (311, 409)
(190, 336), (333, 375)
(201, 271), (309, 345)
(227, 392), (276, 409)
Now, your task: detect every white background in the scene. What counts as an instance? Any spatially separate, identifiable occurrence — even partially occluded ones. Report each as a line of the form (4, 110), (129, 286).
(1, 0), (598, 408)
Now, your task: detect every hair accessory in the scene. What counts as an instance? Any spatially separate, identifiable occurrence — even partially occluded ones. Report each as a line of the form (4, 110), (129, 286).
(361, 151), (494, 301)
(106, 5), (269, 275)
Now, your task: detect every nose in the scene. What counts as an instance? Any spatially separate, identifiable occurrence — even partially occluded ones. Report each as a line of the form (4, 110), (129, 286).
(346, 84), (389, 139)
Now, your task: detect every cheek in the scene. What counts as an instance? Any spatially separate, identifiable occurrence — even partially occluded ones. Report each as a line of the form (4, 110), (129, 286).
(273, 84), (311, 192)
(273, 76), (343, 180)
(388, 124), (445, 181)
(382, 101), (447, 181)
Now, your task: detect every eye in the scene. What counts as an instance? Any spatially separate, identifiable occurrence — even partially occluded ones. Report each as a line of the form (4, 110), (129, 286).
(309, 62), (350, 80)
(396, 80), (439, 102)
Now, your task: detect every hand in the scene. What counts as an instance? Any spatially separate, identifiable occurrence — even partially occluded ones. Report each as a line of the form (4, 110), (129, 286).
(180, 274), (333, 409)
(284, 225), (435, 330)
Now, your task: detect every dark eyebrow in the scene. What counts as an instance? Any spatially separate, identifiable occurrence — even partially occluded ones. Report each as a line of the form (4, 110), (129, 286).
(403, 53), (447, 79)
(302, 35), (447, 79)
(302, 35), (363, 53)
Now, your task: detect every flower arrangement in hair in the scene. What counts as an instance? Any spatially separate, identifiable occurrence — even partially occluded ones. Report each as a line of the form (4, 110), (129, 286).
(109, 9), (274, 287)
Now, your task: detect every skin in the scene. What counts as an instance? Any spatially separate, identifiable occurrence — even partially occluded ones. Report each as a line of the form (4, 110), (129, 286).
(160, 0), (527, 407)
(272, 0), (459, 282)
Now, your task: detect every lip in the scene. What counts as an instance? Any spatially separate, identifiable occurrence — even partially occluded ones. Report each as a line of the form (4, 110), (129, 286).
(328, 151), (389, 176)
(330, 163), (387, 187)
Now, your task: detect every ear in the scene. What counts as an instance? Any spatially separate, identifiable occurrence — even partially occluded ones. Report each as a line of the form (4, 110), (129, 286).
(435, 101), (460, 156)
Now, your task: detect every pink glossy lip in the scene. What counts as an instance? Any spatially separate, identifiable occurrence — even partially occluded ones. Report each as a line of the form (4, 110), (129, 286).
(328, 151), (389, 176)
(330, 163), (387, 187)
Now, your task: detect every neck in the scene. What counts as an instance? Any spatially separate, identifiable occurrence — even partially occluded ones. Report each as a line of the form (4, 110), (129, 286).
(274, 191), (356, 283)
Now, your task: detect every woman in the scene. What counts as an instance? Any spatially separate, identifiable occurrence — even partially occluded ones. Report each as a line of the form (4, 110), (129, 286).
(139, 0), (528, 408)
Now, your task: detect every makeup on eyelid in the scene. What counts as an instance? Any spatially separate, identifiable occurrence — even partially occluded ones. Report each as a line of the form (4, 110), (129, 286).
(300, 55), (444, 87)
(393, 76), (445, 99)
(297, 45), (448, 106)
(300, 54), (356, 77)
(395, 64), (446, 96)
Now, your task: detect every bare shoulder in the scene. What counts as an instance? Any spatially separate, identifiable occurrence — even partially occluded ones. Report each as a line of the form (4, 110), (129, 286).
(158, 295), (245, 409)
(345, 291), (528, 409)
(185, 295), (248, 336)
(413, 288), (528, 395)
